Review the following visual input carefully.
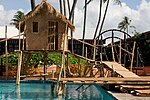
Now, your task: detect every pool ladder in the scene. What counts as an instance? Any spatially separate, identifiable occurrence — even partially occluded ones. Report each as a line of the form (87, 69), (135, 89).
(76, 84), (92, 94)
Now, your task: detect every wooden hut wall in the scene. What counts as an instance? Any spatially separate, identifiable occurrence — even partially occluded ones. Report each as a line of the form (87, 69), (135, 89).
(25, 4), (68, 50)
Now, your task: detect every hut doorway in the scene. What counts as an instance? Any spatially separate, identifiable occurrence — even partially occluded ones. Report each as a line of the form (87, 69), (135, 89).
(48, 21), (58, 50)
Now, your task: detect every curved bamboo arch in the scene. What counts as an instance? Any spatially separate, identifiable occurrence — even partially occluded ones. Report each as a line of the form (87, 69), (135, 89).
(96, 29), (132, 39)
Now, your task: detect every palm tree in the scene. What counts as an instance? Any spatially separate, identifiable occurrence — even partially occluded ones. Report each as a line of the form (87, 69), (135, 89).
(10, 11), (25, 25)
(59, 0), (63, 14)
(63, 0), (66, 16)
(67, 0), (77, 53)
(118, 16), (131, 33)
(86, 0), (121, 39)
(118, 16), (131, 67)
(82, 0), (88, 56)
(30, 0), (35, 11)
(69, 0), (77, 20)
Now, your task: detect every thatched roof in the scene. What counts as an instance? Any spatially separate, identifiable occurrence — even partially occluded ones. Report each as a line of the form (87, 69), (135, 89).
(18, 1), (75, 32)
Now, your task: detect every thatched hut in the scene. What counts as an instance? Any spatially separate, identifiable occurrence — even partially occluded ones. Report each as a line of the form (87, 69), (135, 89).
(18, 1), (75, 50)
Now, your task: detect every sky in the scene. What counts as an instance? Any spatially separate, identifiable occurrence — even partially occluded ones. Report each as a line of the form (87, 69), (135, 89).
(0, 0), (150, 39)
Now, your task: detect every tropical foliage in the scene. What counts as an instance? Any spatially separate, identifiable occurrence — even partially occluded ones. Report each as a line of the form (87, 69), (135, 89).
(118, 16), (131, 32)
(1, 53), (85, 67)
(10, 11), (25, 25)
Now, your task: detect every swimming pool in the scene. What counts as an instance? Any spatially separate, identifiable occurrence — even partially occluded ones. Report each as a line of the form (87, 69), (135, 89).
(0, 81), (116, 100)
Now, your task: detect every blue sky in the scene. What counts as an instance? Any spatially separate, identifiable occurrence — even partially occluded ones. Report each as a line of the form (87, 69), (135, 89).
(0, 0), (141, 11)
(121, 0), (141, 9)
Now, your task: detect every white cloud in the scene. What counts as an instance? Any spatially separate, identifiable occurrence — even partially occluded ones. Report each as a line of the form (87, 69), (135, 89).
(0, 4), (18, 26)
(0, 26), (22, 39)
(73, 0), (150, 39)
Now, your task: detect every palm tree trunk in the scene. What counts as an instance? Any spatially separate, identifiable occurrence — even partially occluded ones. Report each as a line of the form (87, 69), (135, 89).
(30, 0), (35, 11)
(69, 0), (77, 20)
(67, 0), (71, 14)
(68, 0), (77, 53)
(71, 11), (75, 53)
(98, 0), (110, 39)
(82, 0), (88, 56)
(93, 0), (102, 39)
(59, 0), (63, 14)
(63, 0), (66, 16)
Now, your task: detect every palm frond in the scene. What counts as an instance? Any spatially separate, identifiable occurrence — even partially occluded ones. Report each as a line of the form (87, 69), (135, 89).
(113, 0), (122, 6)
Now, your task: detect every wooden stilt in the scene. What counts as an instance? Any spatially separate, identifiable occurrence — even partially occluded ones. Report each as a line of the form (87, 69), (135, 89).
(16, 51), (22, 85)
(18, 22), (21, 51)
(119, 39), (122, 64)
(56, 24), (68, 95)
(111, 43), (115, 62)
(85, 47), (88, 62)
(93, 39), (96, 60)
(5, 26), (8, 80)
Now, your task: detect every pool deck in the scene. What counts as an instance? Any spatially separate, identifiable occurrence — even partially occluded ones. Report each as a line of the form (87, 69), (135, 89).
(108, 90), (150, 100)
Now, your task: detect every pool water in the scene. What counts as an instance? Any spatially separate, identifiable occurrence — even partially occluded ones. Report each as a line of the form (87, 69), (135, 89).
(0, 82), (116, 100)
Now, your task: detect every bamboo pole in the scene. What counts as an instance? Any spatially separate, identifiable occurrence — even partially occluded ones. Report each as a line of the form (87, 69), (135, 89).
(16, 51), (22, 85)
(18, 22), (21, 51)
(67, 35), (97, 48)
(5, 25), (8, 80)
(93, 39), (96, 61)
(130, 42), (136, 72)
(78, 57), (81, 76)
(111, 43), (115, 62)
(119, 39), (121, 64)
(57, 24), (68, 94)
(119, 46), (132, 55)
(85, 47), (88, 62)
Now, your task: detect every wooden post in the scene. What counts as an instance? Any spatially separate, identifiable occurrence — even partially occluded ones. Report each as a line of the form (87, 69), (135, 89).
(85, 47), (88, 62)
(111, 43), (115, 62)
(130, 42), (136, 72)
(56, 24), (68, 95)
(16, 51), (22, 85)
(18, 22), (21, 51)
(22, 25), (26, 50)
(52, 70), (54, 78)
(112, 65), (115, 77)
(100, 35), (103, 62)
(119, 39), (121, 64)
(78, 57), (81, 76)
(5, 25), (8, 80)
(93, 39), (96, 61)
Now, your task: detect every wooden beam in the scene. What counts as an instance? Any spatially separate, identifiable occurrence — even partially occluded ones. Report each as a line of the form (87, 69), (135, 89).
(67, 35), (97, 48)
(118, 46), (132, 55)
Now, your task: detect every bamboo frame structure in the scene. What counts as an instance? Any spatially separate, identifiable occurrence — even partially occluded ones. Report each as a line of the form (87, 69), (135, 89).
(0, 1), (146, 96)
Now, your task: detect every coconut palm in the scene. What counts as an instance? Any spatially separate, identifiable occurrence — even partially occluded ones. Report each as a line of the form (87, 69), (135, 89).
(86, 0), (121, 39)
(66, 0), (77, 53)
(59, 0), (63, 14)
(82, 0), (88, 56)
(63, 0), (66, 16)
(30, 0), (35, 11)
(118, 16), (131, 67)
(69, 0), (77, 20)
(118, 16), (131, 33)
(10, 11), (25, 25)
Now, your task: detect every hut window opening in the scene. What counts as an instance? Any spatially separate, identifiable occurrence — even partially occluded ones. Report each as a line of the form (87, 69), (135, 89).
(48, 21), (58, 50)
(33, 22), (38, 32)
